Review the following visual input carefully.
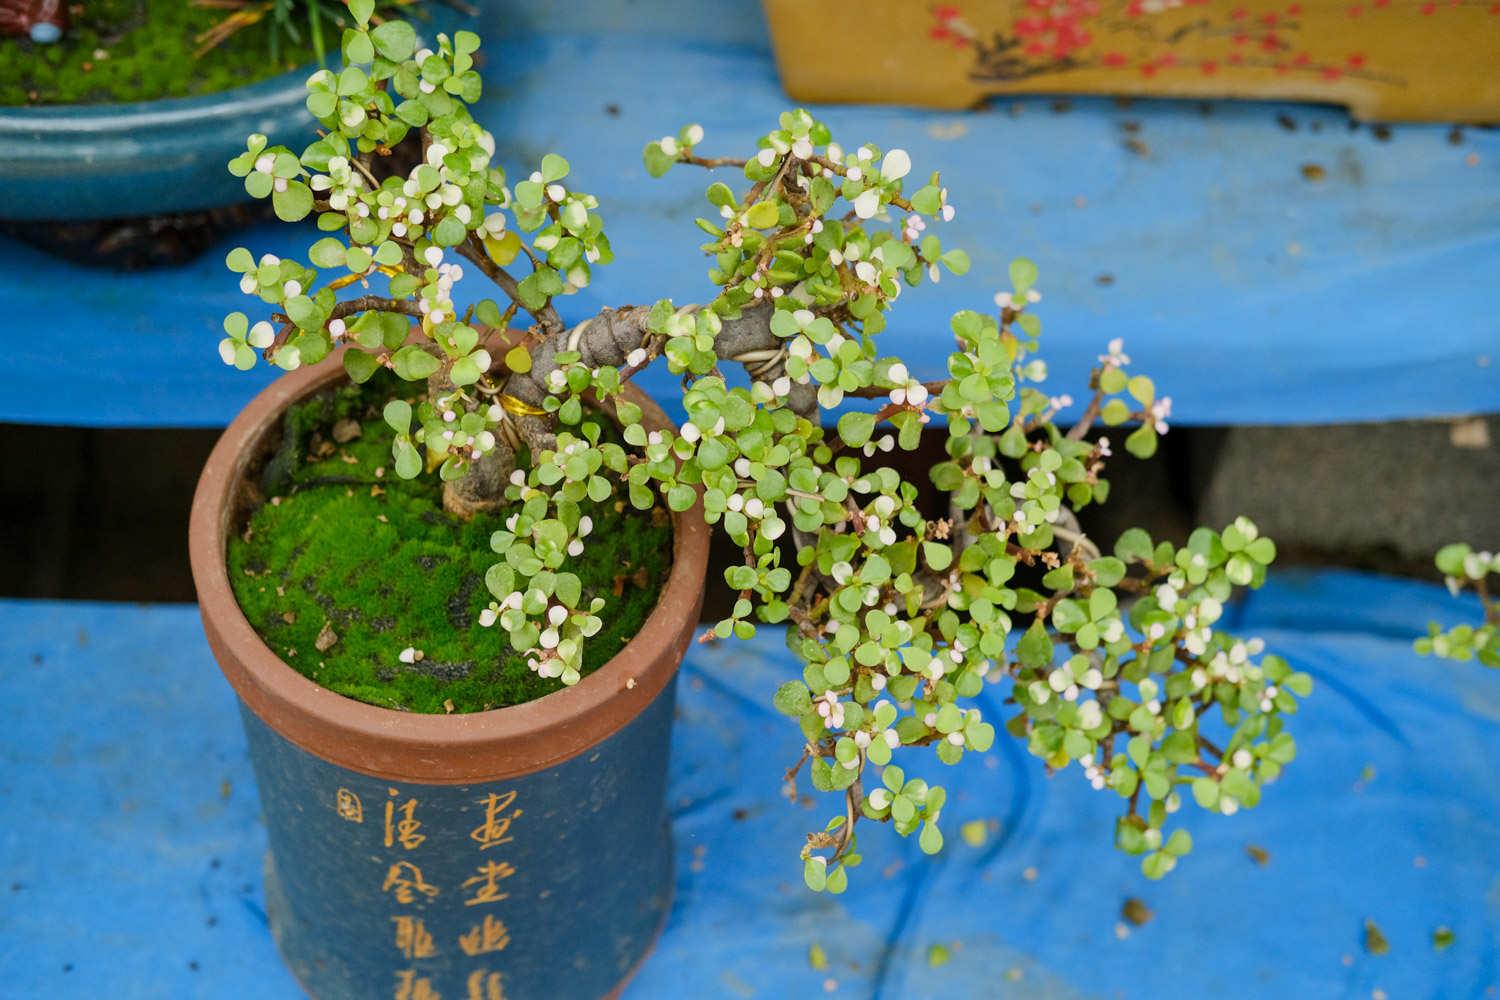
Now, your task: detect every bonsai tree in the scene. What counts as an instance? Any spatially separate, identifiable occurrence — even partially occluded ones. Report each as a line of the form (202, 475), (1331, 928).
(1415, 543), (1498, 666)
(220, 2), (1311, 890)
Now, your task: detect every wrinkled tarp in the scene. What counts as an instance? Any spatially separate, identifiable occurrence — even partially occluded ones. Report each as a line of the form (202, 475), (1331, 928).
(1, 567), (1496, 998)
(2, 0), (1496, 428)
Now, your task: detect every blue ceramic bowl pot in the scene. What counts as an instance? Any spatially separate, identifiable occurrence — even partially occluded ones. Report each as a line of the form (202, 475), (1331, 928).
(0, 8), (468, 221)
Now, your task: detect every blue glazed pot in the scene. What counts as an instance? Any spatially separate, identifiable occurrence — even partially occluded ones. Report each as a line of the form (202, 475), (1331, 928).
(0, 9), (468, 221)
(0, 68), (315, 221)
(190, 353), (708, 999)
(244, 688), (679, 999)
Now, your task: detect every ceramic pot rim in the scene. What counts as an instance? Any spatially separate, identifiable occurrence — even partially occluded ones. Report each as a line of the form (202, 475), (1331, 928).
(0, 64), (311, 131)
(189, 342), (708, 784)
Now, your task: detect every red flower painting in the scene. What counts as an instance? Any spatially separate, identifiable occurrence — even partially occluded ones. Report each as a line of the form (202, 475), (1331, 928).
(931, 1), (1411, 88)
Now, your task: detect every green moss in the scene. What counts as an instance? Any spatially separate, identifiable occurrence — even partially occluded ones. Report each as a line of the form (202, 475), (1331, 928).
(227, 374), (675, 714)
(0, 0), (333, 106)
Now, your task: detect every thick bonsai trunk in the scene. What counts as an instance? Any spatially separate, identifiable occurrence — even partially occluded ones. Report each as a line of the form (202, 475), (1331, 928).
(441, 302), (816, 515)
(430, 367), (517, 518)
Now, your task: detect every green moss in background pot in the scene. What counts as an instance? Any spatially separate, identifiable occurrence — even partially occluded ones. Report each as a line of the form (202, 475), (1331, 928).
(228, 374), (675, 714)
(0, 0), (331, 106)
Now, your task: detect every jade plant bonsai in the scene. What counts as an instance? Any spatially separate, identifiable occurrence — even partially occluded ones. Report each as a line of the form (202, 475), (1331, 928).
(219, 2), (1311, 889)
(1415, 544), (1498, 666)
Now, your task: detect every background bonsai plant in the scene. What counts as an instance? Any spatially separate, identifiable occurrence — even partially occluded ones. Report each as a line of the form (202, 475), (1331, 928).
(1, 0), (433, 104)
(1415, 543), (1498, 666)
(219, 0), (1311, 890)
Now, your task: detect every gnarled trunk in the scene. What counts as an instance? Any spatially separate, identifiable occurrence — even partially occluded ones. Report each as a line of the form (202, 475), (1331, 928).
(441, 301), (816, 516)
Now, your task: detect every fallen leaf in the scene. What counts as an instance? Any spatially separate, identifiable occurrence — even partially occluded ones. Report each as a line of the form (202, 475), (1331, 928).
(1122, 897), (1154, 926)
(314, 622), (339, 652)
(1364, 918), (1390, 956)
(960, 819), (993, 847)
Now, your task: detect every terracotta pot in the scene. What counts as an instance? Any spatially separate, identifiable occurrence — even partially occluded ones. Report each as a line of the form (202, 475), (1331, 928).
(189, 345), (708, 999)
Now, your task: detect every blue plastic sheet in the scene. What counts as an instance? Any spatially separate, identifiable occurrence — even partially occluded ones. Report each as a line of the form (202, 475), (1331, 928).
(2, 567), (1497, 998)
(2, 0), (1497, 428)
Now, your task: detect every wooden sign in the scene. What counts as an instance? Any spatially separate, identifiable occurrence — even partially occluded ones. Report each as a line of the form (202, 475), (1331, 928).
(764, 0), (1500, 122)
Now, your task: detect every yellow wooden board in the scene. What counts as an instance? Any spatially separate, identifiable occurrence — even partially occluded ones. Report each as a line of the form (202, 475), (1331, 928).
(764, 0), (1500, 122)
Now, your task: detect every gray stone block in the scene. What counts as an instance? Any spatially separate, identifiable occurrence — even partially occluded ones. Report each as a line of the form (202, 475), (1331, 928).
(1195, 415), (1500, 575)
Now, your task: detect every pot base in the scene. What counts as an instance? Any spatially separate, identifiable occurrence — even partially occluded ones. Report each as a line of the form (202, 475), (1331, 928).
(243, 682), (678, 1000)
(0, 203), (271, 269)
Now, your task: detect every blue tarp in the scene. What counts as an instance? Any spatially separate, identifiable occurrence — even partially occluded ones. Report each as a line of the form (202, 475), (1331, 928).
(3, 567), (1497, 998)
(2, 0), (1497, 428)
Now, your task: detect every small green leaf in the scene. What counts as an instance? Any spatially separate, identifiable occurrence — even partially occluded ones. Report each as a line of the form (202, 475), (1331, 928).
(309, 237), (347, 269)
(343, 349), (380, 384)
(433, 214), (467, 247)
(837, 411), (876, 449)
(383, 399), (412, 433)
(1435, 543), (1472, 577)
(1009, 258), (1038, 294)
(922, 542), (953, 571)
(450, 354), (483, 386)
(272, 182), (314, 222)
(643, 142), (676, 178)
(1127, 375), (1156, 406)
(744, 201), (781, 229)
(667, 484), (696, 512)
(940, 249), (970, 275)
(393, 435), (421, 479)
(342, 28), (374, 64)
(773, 682), (813, 717)
(391, 345), (440, 381)
(1016, 620), (1054, 668)
(1163, 829), (1192, 857)
(540, 153), (570, 183)
(803, 857), (828, 892)
(337, 66), (368, 97)
(1125, 424), (1158, 459)
(370, 19), (416, 61)
(307, 90), (337, 119)
(503, 345), (532, 374)
(705, 182), (736, 208)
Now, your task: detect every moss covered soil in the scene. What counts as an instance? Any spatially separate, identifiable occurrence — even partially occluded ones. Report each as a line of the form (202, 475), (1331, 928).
(228, 374), (675, 714)
(0, 0), (327, 106)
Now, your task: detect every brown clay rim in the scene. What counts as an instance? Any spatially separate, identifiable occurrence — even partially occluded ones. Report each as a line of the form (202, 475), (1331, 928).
(189, 341), (708, 785)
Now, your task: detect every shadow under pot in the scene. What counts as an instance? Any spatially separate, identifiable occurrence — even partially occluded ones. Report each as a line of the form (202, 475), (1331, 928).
(189, 352), (708, 999)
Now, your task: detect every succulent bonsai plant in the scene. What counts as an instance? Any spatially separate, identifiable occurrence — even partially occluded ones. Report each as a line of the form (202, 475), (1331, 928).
(219, 1), (1311, 891)
(1416, 543), (1498, 666)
